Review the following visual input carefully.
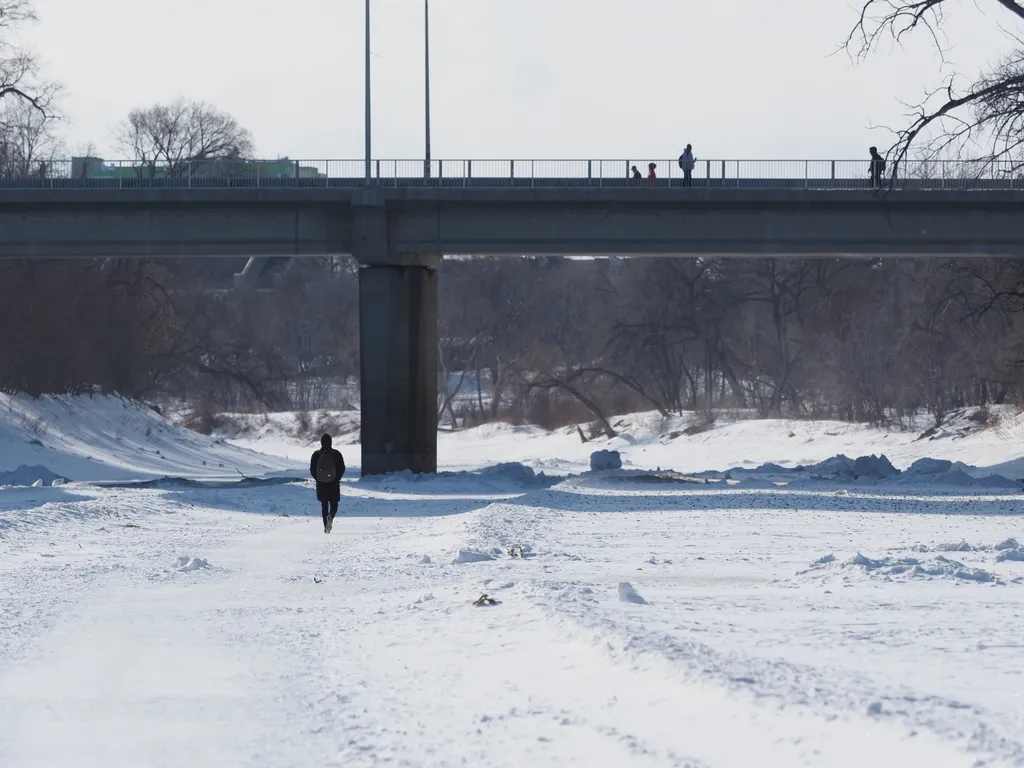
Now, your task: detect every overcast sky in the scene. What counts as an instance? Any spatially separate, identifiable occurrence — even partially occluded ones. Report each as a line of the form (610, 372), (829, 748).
(25, 0), (1011, 161)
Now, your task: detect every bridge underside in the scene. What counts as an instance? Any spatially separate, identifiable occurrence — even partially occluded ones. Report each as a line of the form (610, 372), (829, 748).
(1, 187), (1022, 474)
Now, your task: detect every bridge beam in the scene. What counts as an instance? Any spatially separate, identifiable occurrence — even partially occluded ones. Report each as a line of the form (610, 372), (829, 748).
(355, 202), (439, 475)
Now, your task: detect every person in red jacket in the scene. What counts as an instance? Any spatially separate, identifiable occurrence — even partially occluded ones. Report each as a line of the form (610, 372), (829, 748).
(647, 162), (657, 180)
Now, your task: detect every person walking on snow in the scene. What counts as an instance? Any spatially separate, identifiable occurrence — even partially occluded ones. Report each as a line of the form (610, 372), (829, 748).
(678, 144), (696, 186)
(311, 434), (346, 533)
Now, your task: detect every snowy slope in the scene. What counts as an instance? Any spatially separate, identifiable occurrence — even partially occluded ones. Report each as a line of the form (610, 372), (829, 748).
(0, 394), (302, 483)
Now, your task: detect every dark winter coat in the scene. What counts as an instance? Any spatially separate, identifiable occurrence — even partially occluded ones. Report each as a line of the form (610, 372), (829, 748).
(310, 448), (346, 502)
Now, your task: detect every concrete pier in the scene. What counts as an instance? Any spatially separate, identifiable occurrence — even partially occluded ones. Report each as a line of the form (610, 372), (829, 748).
(358, 262), (438, 475)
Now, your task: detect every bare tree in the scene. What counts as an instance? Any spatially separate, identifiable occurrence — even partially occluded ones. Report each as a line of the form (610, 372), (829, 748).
(0, 96), (61, 178)
(0, 1), (58, 115)
(846, 1), (1024, 171)
(115, 98), (254, 174)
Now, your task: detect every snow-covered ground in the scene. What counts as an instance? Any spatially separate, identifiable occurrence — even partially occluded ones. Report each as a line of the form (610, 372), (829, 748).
(2, 396), (1024, 766)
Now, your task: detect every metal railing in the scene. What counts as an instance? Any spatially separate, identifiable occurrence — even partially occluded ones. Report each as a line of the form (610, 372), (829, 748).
(0, 158), (1021, 190)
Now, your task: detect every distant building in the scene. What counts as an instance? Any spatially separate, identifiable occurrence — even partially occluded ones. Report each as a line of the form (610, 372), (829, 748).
(70, 156), (323, 180)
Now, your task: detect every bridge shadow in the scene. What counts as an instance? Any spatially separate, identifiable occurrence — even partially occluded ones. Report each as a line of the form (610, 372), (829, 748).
(140, 475), (1024, 521)
(154, 479), (532, 520)
(505, 483), (1024, 517)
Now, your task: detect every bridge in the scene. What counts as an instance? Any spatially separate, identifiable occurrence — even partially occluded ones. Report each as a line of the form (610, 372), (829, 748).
(2, 157), (1024, 474)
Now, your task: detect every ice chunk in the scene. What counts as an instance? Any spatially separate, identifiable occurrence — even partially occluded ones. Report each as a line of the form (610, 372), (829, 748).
(590, 450), (622, 471)
(618, 582), (649, 605)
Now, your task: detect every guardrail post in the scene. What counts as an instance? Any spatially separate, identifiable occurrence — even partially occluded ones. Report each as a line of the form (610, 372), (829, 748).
(588, 160), (592, 180)
(294, 160), (300, 180)
(375, 160), (380, 183)
(531, 160), (535, 188)
(187, 162), (192, 188)
(830, 160), (835, 181)
(465, 160), (471, 187)
(510, 162), (515, 181)
(721, 160), (726, 180)
(256, 162), (260, 188)
(804, 160), (809, 190)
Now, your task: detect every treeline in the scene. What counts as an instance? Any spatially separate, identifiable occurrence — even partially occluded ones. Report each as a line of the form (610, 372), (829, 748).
(440, 256), (1023, 431)
(2, 256), (1022, 431)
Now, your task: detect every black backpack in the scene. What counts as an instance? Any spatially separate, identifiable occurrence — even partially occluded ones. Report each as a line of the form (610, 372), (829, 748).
(316, 449), (337, 483)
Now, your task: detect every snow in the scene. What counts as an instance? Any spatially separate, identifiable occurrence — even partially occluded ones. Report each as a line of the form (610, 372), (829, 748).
(0, 393), (300, 482)
(218, 404), (1024, 482)
(2, 396), (1024, 765)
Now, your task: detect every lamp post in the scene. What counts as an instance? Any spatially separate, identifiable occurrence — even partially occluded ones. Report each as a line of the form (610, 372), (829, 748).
(364, 0), (372, 184)
(424, 0), (432, 178)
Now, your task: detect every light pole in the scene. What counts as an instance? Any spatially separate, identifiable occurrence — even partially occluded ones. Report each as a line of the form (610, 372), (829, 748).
(364, 0), (372, 184)
(424, 0), (432, 178)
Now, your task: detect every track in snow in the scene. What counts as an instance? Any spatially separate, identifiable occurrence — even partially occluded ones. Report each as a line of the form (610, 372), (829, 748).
(1, 480), (1022, 767)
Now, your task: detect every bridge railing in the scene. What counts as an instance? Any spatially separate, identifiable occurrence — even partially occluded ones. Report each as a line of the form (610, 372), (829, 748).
(0, 158), (1021, 190)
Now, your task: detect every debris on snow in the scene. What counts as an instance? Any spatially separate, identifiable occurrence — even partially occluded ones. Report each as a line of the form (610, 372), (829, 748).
(472, 593), (501, 607)
(590, 450), (622, 472)
(618, 582), (649, 604)
(418, 555), (432, 564)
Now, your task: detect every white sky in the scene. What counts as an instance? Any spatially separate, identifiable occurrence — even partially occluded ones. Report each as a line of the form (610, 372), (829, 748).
(24, 0), (1015, 161)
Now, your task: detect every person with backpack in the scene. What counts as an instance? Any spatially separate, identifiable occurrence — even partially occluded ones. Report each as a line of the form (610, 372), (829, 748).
(310, 434), (346, 533)
(678, 144), (696, 186)
(869, 146), (886, 188)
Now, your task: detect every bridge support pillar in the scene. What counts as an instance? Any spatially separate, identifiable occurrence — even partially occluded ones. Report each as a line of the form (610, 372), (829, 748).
(358, 259), (439, 476)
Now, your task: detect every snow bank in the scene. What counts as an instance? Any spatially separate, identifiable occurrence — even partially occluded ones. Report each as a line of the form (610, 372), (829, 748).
(801, 552), (1000, 583)
(359, 462), (558, 490)
(0, 393), (299, 483)
(0, 464), (68, 487)
(721, 453), (1018, 488)
(453, 549), (496, 564)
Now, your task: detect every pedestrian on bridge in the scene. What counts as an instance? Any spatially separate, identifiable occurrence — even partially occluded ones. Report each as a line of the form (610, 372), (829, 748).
(647, 162), (657, 180)
(869, 147), (886, 188)
(311, 434), (346, 534)
(678, 144), (696, 186)
(631, 165), (642, 181)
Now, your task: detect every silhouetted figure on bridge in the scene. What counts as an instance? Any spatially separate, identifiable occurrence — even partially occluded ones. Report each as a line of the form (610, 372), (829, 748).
(631, 165), (642, 181)
(648, 162), (657, 181)
(869, 147), (886, 188)
(678, 144), (696, 186)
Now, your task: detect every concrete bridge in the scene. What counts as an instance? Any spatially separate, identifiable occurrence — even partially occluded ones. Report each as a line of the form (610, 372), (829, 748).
(2, 161), (1023, 474)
